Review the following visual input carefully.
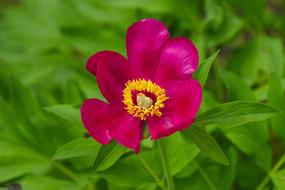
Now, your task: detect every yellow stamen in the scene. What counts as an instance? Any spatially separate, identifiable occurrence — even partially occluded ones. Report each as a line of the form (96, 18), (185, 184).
(122, 79), (169, 120)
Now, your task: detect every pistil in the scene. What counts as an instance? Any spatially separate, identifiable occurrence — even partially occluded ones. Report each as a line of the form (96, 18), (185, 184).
(137, 93), (153, 109)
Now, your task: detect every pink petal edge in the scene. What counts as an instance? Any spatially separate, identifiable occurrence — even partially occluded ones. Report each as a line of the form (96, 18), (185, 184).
(87, 51), (130, 105)
(126, 18), (170, 79)
(155, 37), (199, 88)
(81, 98), (112, 144)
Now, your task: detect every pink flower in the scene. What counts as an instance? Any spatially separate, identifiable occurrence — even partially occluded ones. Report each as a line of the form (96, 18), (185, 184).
(81, 18), (202, 152)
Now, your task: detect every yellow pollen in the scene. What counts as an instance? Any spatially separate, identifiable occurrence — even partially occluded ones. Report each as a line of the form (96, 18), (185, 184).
(122, 79), (169, 120)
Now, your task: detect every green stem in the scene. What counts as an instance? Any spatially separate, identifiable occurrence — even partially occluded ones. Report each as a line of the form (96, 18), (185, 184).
(54, 161), (98, 190)
(53, 162), (80, 182)
(158, 139), (175, 190)
(256, 154), (285, 190)
(198, 167), (218, 190)
(137, 155), (167, 190)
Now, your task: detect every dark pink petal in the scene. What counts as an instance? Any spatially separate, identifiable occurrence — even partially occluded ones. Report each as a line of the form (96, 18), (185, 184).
(155, 37), (199, 87)
(87, 51), (130, 105)
(126, 18), (170, 79)
(148, 78), (202, 139)
(81, 98), (112, 144)
(86, 53), (99, 76)
(147, 116), (176, 139)
(108, 111), (143, 153)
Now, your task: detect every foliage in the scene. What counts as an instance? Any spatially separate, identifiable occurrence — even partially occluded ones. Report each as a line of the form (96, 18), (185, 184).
(0, 0), (285, 189)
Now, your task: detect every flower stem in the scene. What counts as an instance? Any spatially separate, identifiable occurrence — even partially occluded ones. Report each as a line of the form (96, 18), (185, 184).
(256, 153), (285, 190)
(53, 162), (80, 182)
(198, 166), (218, 190)
(158, 139), (175, 190)
(137, 155), (167, 190)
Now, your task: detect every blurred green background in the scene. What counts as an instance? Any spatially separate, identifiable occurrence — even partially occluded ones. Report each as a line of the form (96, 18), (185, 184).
(0, 0), (285, 190)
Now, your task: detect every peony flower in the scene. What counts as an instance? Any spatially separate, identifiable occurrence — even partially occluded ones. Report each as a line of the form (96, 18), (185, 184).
(81, 18), (202, 152)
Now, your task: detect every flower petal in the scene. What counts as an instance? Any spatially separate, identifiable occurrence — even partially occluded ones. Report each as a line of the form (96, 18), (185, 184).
(147, 115), (176, 139)
(155, 37), (199, 87)
(87, 51), (130, 105)
(108, 111), (143, 153)
(148, 78), (202, 139)
(81, 98), (112, 144)
(126, 18), (170, 79)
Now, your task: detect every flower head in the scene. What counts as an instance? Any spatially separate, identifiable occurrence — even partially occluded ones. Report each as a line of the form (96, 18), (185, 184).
(81, 18), (202, 152)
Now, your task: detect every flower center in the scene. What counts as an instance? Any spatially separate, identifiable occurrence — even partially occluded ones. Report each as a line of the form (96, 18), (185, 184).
(136, 93), (153, 109)
(122, 79), (169, 120)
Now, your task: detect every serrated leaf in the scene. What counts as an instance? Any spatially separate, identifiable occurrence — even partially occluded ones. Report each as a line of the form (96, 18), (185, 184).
(93, 141), (127, 172)
(194, 50), (220, 87)
(53, 138), (100, 160)
(44, 104), (81, 126)
(182, 126), (229, 165)
(194, 101), (279, 128)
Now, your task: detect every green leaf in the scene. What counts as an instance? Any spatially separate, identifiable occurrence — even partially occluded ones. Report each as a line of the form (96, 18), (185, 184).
(272, 169), (285, 190)
(219, 69), (256, 101)
(0, 141), (44, 159)
(219, 69), (271, 171)
(93, 141), (127, 172)
(219, 148), (238, 190)
(20, 176), (79, 190)
(268, 75), (285, 143)
(108, 0), (171, 13)
(204, 1), (243, 46)
(7, 78), (50, 148)
(194, 101), (279, 128)
(44, 104), (81, 126)
(227, 0), (266, 28)
(194, 50), (220, 87)
(10, 78), (40, 122)
(223, 122), (271, 171)
(0, 96), (15, 130)
(175, 160), (199, 179)
(77, 75), (105, 100)
(0, 160), (49, 183)
(72, 0), (125, 24)
(98, 162), (152, 187)
(0, 141), (50, 183)
(53, 138), (100, 160)
(228, 36), (284, 85)
(167, 133), (200, 175)
(108, 183), (133, 190)
(182, 126), (229, 165)
(136, 183), (156, 190)
(170, 143), (199, 175)
(265, 37), (284, 77)
(123, 151), (162, 181)
(20, 176), (78, 190)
